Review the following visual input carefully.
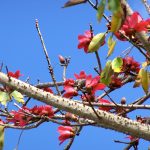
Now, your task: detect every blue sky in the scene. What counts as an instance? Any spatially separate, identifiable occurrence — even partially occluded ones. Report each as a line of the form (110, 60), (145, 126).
(0, 0), (150, 149)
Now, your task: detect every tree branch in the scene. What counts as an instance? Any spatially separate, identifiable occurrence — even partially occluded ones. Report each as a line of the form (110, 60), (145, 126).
(35, 19), (61, 95)
(0, 72), (150, 141)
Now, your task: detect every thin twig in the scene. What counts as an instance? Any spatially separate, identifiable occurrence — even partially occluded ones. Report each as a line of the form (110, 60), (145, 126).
(119, 92), (150, 115)
(5, 66), (11, 82)
(35, 19), (61, 95)
(14, 130), (24, 150)
(0, 63), (3, 72)
(142, 0), (150, 15)
(97, 75), (134, 101)
(63, 65), (67, 81)
(95, 51), (102, 73)
(95, 0), (98, 7)
(80, 102), (150, 109)
(88, 0), (97, 9)
(23, 97), (31, 106)
(89, 24), (102, 73)
(35, 81), (65, 88)
(103, 89), (118, 106)
(114, 140), (129, 144)
(0, 119), (45, 130)
(121, 46), (134, 57)
(124, 140), (138, 150)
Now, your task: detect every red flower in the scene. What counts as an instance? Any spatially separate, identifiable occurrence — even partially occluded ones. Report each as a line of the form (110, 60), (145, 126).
(58, 126), (75, 145)
(74, 71), (87, 79)
(123, 12), (148, 32)
(31, 105), (54, 118)
(78, 30), (92, 53)
(109, 75), (122, 89)
(42, 87), (53, 94)
(63, 79), (78, 98)
(85, 75), (106, 94)
(122, 57), (140, 74)
(98, 98), (113, 112)
(7, 107), (31, 126)
(64, 79), (75, 86)
(63, 86), (78, 98)
(7, 105), (54, 126)
(8, 70), (22, 79)
(115, 12), (149, 40)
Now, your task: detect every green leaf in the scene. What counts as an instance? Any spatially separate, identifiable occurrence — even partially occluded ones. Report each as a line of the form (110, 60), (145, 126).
(0, 92), (11, 106)
(88, 32), (105, 53)
(111, 57), (123, 73)
(110, 11), (122, 33)
(101, 60), (113, 85)
(108, 0), (123, 32)
(0, 126), (4, 150)
(108, 0), (120, 13)
(133, 68), (142, 88)
(63, 0), (87, 8)
(140, 69), (149, 94)
(11, 91), (24, 104)
(97, 0), (106, 22)
(107, 35), (116, 58)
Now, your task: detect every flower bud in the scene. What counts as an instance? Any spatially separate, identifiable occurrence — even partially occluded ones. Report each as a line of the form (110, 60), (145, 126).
(58, 55), (65, 64)
(121, 97), (126, 104)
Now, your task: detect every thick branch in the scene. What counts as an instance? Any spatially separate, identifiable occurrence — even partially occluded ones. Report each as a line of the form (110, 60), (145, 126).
(0, 72), (150, 141)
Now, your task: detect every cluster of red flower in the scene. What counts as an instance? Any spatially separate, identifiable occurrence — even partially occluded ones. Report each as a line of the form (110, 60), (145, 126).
(115, 12), (150, 41)
(63, 71), (106, 98)
(7, 105), (54, 126)
(122, 56), (140, 74)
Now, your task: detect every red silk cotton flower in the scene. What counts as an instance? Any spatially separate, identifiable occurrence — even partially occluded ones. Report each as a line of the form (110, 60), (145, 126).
(122, 56), (140, 74)
(63, 79), (78, 98)
(115, 12), (150, 41)
(74, 71), (106, 95)
(78, 30), (92, 53)
(58, 126), (75, 145)
(7, 105), (54, 126)
(8, 70), (22, 79)
(74, 70), (87, 79)
(7, 107), (31, 126)
(31, 105), (54, 118)
(85, 75), (106, 94)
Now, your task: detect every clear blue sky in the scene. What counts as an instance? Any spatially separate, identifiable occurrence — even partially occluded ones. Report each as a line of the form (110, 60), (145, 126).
(0, 0), (150, 149)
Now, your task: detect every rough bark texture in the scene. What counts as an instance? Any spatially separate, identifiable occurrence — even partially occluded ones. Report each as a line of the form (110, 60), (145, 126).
(0, 72), (150, 141)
